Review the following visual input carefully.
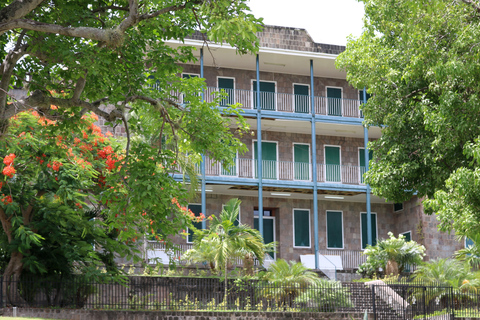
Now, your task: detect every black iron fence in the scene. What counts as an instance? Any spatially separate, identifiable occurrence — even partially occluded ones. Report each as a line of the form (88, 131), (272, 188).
(3, 275), (480, 318)
(371, 283), (480, 320)
(0, 276), (355, 312)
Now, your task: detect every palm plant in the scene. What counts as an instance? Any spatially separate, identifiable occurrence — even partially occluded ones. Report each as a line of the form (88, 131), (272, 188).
(455, 235), (480, 269)
(295, 278), (353, 311)
(359, 232), (425, 276)
(182, 237), (219, 271)
(413, 258), (480, 306)
(189, 198), (275, 298)
(259, 259), (321, 307)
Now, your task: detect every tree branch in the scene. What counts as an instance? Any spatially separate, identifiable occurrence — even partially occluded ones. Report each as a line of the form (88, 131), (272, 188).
(0, 0), (44, 24)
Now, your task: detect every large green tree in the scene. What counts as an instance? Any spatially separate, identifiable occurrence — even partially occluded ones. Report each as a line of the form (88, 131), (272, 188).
(0, 0), (261, 281)
(336, 0), (480, 239)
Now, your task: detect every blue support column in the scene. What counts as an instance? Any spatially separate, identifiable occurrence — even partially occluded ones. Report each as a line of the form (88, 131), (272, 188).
(310, 60), (319, 269)
(256, 54), (263, 237)
(363, 87), (372, 246)
(200, 48), (207, 229)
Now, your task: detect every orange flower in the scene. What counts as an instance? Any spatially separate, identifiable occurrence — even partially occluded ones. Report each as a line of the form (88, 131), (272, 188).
(2, 166), (15, 178)
(3, 154), (15, 166)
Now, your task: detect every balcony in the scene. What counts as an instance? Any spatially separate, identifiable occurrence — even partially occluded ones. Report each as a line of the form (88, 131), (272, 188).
(201, 157), (367, 185)
(171, 87), (362, 118)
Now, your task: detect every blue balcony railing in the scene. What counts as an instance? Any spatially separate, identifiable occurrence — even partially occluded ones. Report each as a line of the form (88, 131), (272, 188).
(203, 87), (362, 118)
(194, 157), (367, 185)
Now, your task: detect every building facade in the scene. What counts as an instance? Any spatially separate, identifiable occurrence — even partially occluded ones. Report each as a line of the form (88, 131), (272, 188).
(147, 26), (463, 272)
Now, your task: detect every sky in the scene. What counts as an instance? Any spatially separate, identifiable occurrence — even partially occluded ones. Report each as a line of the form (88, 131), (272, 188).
(248, 0), (365, 46)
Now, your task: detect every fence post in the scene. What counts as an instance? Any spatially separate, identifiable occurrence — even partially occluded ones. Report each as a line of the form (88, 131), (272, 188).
(423, 286), (426, 320)
(372, 285), (376, 320)
(449, 286), (454, 320)
(0, 275), (2, 308)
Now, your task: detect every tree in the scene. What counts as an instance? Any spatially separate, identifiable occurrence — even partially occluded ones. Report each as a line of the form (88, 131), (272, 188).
(358, 232), (425, 277)
(0, 0), (261, 277)
(336, 0), (480, 238)
(0, 110), (130, 302)
(190, 198), (273, 298)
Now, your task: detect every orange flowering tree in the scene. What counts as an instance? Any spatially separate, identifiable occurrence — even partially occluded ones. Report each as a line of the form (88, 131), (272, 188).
(0, 107), (201, 289)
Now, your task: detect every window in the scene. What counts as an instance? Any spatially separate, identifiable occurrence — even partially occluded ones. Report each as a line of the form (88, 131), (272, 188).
(361, 212), (377, 249)
(254, 141), (277, 179)
(254, 208), (276, 258)
(394, 203), (404, 212)
(293, 84), (309, 113)
(401, 231), (411, 242)
(187, 204), (202, 243)
(465, 237), (474, 248)
(325, 146), (341, 182)
(359, 148), (373, 184)
(294, 144), (310, 180)
(326, 87), (342, 116)
(326, 211), (343, 249)
(218, 77), (235, 106)
(253, 80), (276, 110)
(293, 209), (310, 248)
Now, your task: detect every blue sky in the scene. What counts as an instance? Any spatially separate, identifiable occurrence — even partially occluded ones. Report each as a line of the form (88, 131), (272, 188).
(248, 0), (365, 46)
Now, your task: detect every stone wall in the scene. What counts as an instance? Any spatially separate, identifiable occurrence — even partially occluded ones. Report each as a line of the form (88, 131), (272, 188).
(188, 25), (346, 55)
(2, 307), (372, 320)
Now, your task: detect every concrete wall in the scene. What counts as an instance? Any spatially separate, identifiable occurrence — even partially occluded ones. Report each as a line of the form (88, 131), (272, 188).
(2, 308), (372, 320)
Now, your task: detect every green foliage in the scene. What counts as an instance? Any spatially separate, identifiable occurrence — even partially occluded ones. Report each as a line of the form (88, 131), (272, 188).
(188, 198), (275, 274)
(455, 235), (480, 269)
(1, 0), (263, 280)
(413, 258), (480, 289)
(358, 232), (425, 277)
(258, 259), (321, 306)
(295, 278), (353, 312)
(336, 0), (480, 231)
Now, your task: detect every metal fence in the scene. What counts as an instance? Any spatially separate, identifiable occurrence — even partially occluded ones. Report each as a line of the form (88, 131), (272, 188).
(371, 283), (480, 320)
(1, 276), (354, 312)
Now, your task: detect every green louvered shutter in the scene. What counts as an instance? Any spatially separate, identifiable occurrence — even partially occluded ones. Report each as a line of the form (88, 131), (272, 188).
(254, 141), (277, 179)
(327, 87), (342, 116)
(325, 146), (341, 182)
(218, 77), (234, 106)
(361, 212), (377, 249)
(294, 209), (310, 247)
(327, 211), (343, 248)
(254, 217), (275, 258)
(359, 149), (373, 184)
(294, 144), (310, 180)
(294, 84), (309, 113)
(253, 81), (275, 110)
(187, 204), (202, 243)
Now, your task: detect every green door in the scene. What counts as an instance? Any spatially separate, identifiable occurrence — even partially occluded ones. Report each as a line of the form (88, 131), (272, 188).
(294, 144), (310, 180)
(327, 87), (342, 116)
(359, 149), (373, 184)
(254, 141), (277, 179)
(253, 81), (275, 110)
(361, 212), (377, 249)
(254, 217), (275, 258)
(187, 204), (202, 243)
(325, 146), (341, 182)
(218, 77), (234, 106)
(294, 84), (309, 113)
(327, 211), (343, 249)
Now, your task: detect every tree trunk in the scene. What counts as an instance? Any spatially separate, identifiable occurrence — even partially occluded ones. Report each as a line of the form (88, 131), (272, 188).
(243, 253), (254, 276)
(3, 251), (26, 305)
(385, 259), (399, 276)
